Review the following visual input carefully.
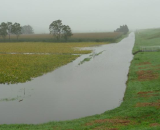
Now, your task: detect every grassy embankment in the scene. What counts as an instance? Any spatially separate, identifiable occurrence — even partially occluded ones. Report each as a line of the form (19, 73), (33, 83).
(1, 29), (160, 129)
(0, 32), (123, 42)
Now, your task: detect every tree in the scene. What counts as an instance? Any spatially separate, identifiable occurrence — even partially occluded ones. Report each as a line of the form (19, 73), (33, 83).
(21, 25), (34, 34)
(49, 20), (63, 40)
(115, 25), (129, 34)
(0, 22), (8, 40)
(6, 22), (12, 40)
(61, 25), (73, 41)
(12, 23), (22, 40)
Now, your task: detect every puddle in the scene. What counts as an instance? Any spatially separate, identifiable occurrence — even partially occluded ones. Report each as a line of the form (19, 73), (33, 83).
(0, 33), (135, 124)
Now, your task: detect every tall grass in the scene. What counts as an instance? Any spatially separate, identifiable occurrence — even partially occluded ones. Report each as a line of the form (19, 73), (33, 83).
(0, 32), (124, 42)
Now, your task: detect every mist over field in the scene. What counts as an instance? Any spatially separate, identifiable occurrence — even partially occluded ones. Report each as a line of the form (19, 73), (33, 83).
(0, 0), (160, 33)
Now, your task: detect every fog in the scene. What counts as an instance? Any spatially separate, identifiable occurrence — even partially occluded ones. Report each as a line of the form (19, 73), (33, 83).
(0, 0), (160, 33)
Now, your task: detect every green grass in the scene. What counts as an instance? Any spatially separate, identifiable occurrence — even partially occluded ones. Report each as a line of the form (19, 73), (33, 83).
(1, 29), (160, 129)
(78, 51), (105, 65)
(0, 42), (108, 54)
(94, 50), (105, 56)
(0, 42), (108, 84)
(133, 28), (160, 53)
(78, 57), (92, 65)
(0, 54), (79, 84)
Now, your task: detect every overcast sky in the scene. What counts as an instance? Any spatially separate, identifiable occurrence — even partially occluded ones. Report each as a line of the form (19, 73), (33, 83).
(0, 0), (160, 33)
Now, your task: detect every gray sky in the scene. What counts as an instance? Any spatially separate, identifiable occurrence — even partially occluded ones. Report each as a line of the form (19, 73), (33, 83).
(0, 0), (160, 33)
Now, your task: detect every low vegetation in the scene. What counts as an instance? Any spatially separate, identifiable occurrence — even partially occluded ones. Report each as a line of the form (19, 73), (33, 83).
(133, 28), (160, 52)
(78, 51), (105, 65)
(1, 29), (159, 129)
(0, 42), (109, 84)
(0, 54), (79, 84)
(0, 32), (124, 42)
(0, 42), (107, 54)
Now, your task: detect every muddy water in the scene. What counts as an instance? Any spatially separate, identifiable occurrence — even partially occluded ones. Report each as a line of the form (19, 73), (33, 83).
(0, 33), (135, 124)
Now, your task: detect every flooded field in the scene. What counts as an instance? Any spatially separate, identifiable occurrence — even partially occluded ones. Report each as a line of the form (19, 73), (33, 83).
(0, 33), (135, 124)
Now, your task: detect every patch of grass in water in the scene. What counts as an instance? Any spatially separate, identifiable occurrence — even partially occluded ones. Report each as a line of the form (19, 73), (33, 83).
(0, 96), (22, 102)
(78, 57), (92, 65)
(79, 50), (105, 65)
(95, 50), (105, 56)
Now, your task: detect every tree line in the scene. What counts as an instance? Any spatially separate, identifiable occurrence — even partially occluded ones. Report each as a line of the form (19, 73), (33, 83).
(114, 25), (129, 34)
(0, 20), (129, 42)
(0, 22), (34, 40)
(0, 20), (72, 41)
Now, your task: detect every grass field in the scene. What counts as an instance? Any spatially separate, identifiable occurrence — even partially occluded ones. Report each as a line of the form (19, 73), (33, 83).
(0, 42), (109, 84)
(0, 31), (126, 84)
(0, 42), (107, 54)
(0, 54), (79, 84)
(133, 28), (160, 52)
(0, 32), (124, 42)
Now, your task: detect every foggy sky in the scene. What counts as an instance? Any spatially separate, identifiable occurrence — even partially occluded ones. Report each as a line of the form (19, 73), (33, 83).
(0, 0), (160, 33)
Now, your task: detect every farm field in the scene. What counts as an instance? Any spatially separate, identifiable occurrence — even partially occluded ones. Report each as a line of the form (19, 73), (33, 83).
(0, 42), (108, 84)
(0, 42), (107, 54)
(0, 31), (127, 84)
(0, 32), (124, 42)
(1, 29), (160, 129)
(0, 54), (79, 84)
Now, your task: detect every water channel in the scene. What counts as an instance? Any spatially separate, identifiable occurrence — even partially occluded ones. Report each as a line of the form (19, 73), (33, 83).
(0, 33), (135, 124)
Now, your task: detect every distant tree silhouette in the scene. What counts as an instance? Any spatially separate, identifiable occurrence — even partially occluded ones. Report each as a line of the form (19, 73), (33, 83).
(6, 22), (12, 40)
(61, 25), (73, 41)
(49, 20), (63, 41)
(12, 23), (22, 40)
(21, 25), (34, 34)
(49, 20), (72, 41)
(114, 25), (129, 34)
(0, 22), (8, 40)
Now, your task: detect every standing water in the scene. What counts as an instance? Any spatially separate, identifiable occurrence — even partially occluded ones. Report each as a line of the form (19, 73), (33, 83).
(0, 33), (135, 124)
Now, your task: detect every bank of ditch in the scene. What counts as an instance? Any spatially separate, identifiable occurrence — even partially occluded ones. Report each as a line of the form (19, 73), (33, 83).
(1, 29), (160, 129)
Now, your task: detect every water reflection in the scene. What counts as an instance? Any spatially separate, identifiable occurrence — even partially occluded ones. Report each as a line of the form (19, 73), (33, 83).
(0, 33), (135, 124)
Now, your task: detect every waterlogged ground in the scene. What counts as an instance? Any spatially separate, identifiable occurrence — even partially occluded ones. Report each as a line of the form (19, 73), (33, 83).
(0, 33), (135, 124)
